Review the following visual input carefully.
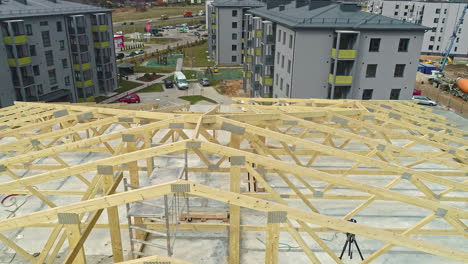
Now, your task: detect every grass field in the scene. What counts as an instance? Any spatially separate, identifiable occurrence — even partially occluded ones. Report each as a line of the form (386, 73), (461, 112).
(113, 6), (202, 23)
(139, 83), (165, 93)
(135, 65), (176, 73)
(143, 38), (180, 45)
(116, 80), (143, 94)
(182, 70), (199, 80)
(113, 18), (203, 34)
(183, 42), (215, 67)
(179, 95), (217, 105)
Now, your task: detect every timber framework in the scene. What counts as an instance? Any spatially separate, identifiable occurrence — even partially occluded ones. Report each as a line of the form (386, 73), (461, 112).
(0, 99), (466, 264)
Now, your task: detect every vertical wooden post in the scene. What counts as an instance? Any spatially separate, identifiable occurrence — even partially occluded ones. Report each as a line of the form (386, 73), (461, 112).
(229, 133), (242, 264)
(265, 212), (285, 264)
(98, 165), (123, 262)
(144, 130), (154, 174)
(57, 213), (86, 264)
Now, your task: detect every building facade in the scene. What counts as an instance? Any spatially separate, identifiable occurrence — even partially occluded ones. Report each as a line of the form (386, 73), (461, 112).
(237, 0), (427, 100)
(368, 0), (468, 57)
(0, 0), (117, 108)
(207, 0), (264, 65)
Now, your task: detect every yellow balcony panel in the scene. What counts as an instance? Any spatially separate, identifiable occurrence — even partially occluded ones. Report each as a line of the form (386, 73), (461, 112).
(255, 48), (261, 56)
(246, 56), (252, 63)
(73, 63), (91, 71)
(255, 30), (262, 38)
(328, 73), (333, 83)
(211, 24), (217, 29)
(92, 25), (108, 31)
(8, 57), (31, 66)
(3, 35), (27, 45)
(259, 76), (263, 85)
(94, 42), (109, 48)
(331, 48), (357, 59)
(241, 49), (244, 54)
(264, 76), (273, 86)
(76, 80), (93, 87)
(329, 74), (353, 85)
(246, 71), (252, 78)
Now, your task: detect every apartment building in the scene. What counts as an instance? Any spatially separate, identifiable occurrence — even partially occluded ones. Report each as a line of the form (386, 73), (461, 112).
(368, 0), (468, 57)
(207, 0), (265, 65)
(0, 0), (117, 107)
(238, 0), (427, 100)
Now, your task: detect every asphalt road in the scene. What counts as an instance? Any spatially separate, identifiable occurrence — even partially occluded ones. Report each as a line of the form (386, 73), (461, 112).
(113, 15), (203, 27)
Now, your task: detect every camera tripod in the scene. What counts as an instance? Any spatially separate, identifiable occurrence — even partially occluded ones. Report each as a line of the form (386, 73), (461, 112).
(339, 219), (364, 261)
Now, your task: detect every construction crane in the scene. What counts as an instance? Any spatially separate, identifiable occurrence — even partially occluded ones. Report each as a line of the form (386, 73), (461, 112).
(439, 4), (468, 72)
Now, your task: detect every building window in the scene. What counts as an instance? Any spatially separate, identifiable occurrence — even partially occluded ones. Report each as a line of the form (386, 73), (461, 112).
(62, 59), (68, 68)
(404, 12), (407, 16)
(390, 89), (401, 100)
(442, 18), (445, 23)
(40, 21), (48, 26)
(435, 8), (440, 14)
(286, 84), (290, 97)
(398, 38), (409, 52)
(280, 78), (283, 90)
(454, 47), (458, 52)
(438, 36), (441, 41)
(431, 27), (436, 32)
(281, 55), (284, 68)
(25, 24), (32, 36)
(33, 65), (40, 76)
(362, 89), (373, 100)
(29, 45), (36, 56)
(444, 8), (447, 14)
(59, 40), (65, 50)
(366, 64), (377, 78)
(430, 36), (435, 41)
(436, 45), (439, 50)
(434, 18), (439, 23)
(428, 45), (433, 50)
(65, 76), (70, 86)
(48, 69), (57, 85)
(232, 22), (237, 28)
(440, 27), (443, 32)
(369, 38), (381, 52)
(56, 21), (62, 32)
(232, 33), (237, 40)
(404, 5), (408, 9)
(395, 4), (399, 8)
(287, 60), (291, 73)
(278, 29), (281, 42)
(394, 64), (405, 78)
(232, 44), (237, 51)
(289, 35), (293, 48)
(232, 10), (238, 17)
(277, 52), (280, 64)
(37, 84), (43, 95)
(41, 31), (51, 47)
(456, 37), (459, 43)
(275, 73), (278, 85)
(394, 12), (398, 16)
(282, 32), (286, 45)
(231, 55), (237, 62)
(45, 50), (54, 66)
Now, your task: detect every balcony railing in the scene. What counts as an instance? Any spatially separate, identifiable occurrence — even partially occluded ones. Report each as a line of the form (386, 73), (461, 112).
(73, 63), (91, 71)
(91, 25), (108, 31)
(94, 41), (109, 48)
(255, 30), (262, 38)
(8, 57), (31, 66)
(3, 35), (27, 45)
(266, 35), (275, 45)
(328, 74), (353, 85)
(259, 75), (273, 86)
(331, 48), (357, 59)
(255, 48), (261, 56)
(76, 79), (93, 87)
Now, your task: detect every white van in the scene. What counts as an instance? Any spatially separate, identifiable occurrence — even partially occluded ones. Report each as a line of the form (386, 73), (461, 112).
(174, 72), (188, 90)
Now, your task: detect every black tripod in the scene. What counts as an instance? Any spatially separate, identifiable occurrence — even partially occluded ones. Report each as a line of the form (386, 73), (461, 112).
(339, 219), (364, 261)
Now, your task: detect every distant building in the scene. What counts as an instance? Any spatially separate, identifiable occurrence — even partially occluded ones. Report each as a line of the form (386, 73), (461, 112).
(0, 0), (117, 107)
(209, 0), (427, 100)
(368, 0), (468, 58)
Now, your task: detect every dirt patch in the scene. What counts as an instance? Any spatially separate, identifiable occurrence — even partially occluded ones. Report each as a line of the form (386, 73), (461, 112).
(444, 64), (468, 80)
(214, 80), (243, 97)
(137, 73), (165, 82)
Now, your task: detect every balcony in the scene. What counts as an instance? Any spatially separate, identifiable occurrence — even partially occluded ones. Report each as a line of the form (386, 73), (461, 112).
(3, 35), (27, 45)
(255, 48), (261, 56)
(211, 25), (217, 29)
(73, 63), (91, 71)
(243, 71), (252, 78)
(259, 75), (273, 86)
(266, 35), (275, 45)
(8, 57), (31, 66)
(254, 64), (261, 73)
(245, 56), (252, 63)
(94, 42), (109, 48)
(265, 55), (274, 65)
(328, 74), (353, 85)
(76, 79), (93, 87)
(331, 48), (357, 59)
(255, 30), (262, 38)
(92, 25), (108, 31)
(211, 13), (216, 18)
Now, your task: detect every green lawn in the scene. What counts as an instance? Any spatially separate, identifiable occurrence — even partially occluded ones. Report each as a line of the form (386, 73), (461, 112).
(139, 83), (165, 93)
(116, 80), (143, 94)
(182, 70), (199, 80)
(113, 18), (203, 34)
(113, 6), (202, 23)
(143, 38), (180, 45)
(179, 95), (217, 105)
(182, 43), (215, 67)
(135, 65), (176, 73)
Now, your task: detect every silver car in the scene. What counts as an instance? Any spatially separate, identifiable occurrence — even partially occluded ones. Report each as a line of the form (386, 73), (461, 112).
(412, 95), (437, 106)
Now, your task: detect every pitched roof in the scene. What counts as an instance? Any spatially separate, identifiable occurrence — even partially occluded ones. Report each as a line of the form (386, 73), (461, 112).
(0, 0), (110, 20)
(212, 0), (265, 8)
(248, 1), (429, 30)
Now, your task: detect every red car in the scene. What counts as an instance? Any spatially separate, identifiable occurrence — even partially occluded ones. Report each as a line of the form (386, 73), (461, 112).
(413, 89), (422, 95)
(118, 93), (140, 103)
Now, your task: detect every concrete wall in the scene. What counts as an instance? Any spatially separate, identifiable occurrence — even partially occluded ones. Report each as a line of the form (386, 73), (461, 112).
(216, 7), (244, 65)
(273, 25), (295, 98)
(0, 41), (15, 108)
(353, 30), (424, 100)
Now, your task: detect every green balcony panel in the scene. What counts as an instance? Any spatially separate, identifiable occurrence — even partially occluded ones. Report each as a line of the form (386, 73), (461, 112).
(92, 25), (108, 31)
(94, 42), (109, 48)
(3, 35), (27, 45)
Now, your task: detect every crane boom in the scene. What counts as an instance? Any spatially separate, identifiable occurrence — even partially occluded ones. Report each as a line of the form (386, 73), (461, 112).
(440, 4), (468, 71)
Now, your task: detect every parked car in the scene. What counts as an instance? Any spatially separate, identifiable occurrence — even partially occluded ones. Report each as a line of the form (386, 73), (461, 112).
(164, 79), (174, 88)
(118, 93), (140, 103)
(202, 33), (208, 38)
(135, 49), (145, 55)
(200, 78), (210, 86)
(412, 95), (437, 106)
(125, 51), (137, 57)
(116, 53), (125, 60)
(188, 26), (196, 30)
(129, 22), (134, 25)
(167, 25), (176, 29)
(122, 22), (127, 26)
(179, 28), (186, 33)
(116, 31), (123, 35)
(194, 32), (200, 37)
(413, 89), (422, 95)
(154, 32), (163, 37)
(176, 24), (184, 28)
(197, 28), (205, 31)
